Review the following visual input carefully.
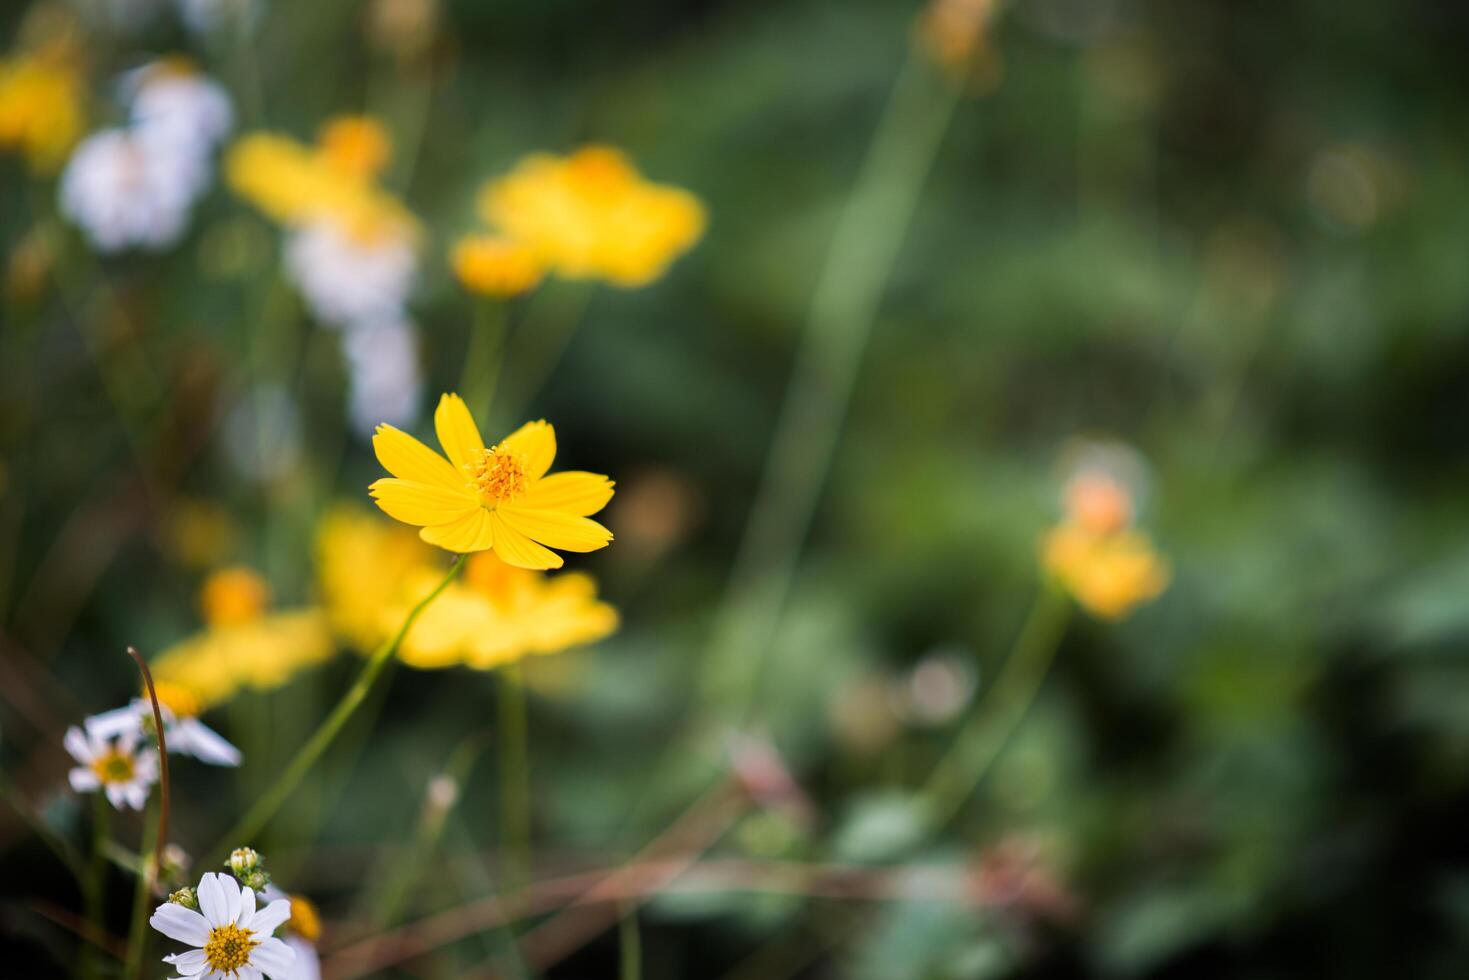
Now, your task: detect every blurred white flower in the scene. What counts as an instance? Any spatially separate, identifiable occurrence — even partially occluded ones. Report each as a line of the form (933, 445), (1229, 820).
(86, 699), (241, 767)
(129, 65), (234, 167)
(64, 725), (158, 810)
(60, 130), (196, 251)
(341, 319), (423, 437)
(284, 220), (417, 328)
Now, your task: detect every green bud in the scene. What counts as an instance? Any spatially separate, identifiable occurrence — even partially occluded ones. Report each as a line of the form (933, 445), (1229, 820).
(168, 887), (199, 911)
(239, 867), (271, 892)
(227, 847), (262, 876)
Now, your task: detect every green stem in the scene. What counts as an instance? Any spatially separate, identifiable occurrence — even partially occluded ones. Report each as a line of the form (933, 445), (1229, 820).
(81, 793), (109, 980)
(698, 48), (962, 725)
(494, 283), (595, 428)
(211, 554), (467, 858)
(920, 586), (1071, 829)
(619, 903), (642, 980)
(498, 661), (532, 907)
(459, 300), (508, 421)
(123, 796), (159, 980)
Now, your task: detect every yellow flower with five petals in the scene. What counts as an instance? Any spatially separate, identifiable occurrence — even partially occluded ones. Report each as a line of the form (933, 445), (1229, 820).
(369, 393), (614, 569)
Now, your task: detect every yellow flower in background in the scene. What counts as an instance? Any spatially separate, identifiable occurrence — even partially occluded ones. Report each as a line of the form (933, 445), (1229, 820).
(451, 233), (544, 297)
(315, 504), (617, 669)
(476, 145), (705, 287)
(369, 392), (614, 569)
(150, 567), (334, 708)
(1042, 525), (1170, 620)
(0, 41), (85, 174)
(224, 116), (417, 243)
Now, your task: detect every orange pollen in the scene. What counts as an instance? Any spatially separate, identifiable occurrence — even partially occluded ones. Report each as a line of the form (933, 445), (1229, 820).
(465, 446), (527, 505)
(203, 923), (259, 973)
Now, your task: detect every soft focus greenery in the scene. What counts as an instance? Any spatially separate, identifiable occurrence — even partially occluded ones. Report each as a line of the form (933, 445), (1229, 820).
(6, 0), (1469, 977)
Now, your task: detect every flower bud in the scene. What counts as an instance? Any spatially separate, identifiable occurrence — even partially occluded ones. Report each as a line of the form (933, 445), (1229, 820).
(227, 846), (261, 876)
(168, 887), (199, 910)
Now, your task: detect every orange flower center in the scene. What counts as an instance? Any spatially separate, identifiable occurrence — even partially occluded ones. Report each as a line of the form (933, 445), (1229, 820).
(91, 748), (136, 785)
(150, 681), (202, 719)
(466, 446), (527, 505)
(204, 923), (259, 973)
(288, 894), (322, 943)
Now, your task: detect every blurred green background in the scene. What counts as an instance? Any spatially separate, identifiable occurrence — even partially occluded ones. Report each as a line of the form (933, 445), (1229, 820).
(6, 0), (1469, 977)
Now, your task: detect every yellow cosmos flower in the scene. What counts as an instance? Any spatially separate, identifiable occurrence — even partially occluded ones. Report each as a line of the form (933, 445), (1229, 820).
(451, 233), (544, 297)
(476, 145), (705, 288)
(315, 504), (617, 668)
(224, 116), (417, 244)
(151, 567), (335, 708)
(369, 393), (614, 569)
(0, 42), (85, 174)
(1041, 524), (1170, 621)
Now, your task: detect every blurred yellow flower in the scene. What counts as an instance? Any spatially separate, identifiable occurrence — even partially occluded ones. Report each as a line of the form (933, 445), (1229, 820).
(369, 392), (614, 569)
(224, 116), (416, 243)
(476, 145), (705, 287)
(1041, 524), (1170, 621)
(451, 233), (544, 297)
(0, 41), (85, 174)
(151, 568), (335, 709)
(315, 504), (617, 669)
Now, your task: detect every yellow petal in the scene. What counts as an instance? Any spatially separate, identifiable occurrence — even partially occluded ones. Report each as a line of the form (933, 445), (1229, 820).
(373, 424), (465, 493)
(433, 393), (486, 472)
(369, 479), (478, 527)
(498, 505), (613, 553)
(520, 471), (615, 517)
(498, 420), (556, 480)
(489, 512), (563, 569)
(419, 508), (496, 553)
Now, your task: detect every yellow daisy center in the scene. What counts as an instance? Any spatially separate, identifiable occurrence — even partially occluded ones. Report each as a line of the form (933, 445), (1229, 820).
(204, 923), (259, 973)
(90, 749), (135, 785)
(288, 894), (322, 942)
(465, 446), (527, 505)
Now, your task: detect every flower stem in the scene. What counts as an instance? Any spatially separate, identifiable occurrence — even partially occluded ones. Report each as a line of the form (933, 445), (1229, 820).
(618, 902), (642, 980)
(81, 792), (109, 980)
(459, 299), (508, 421)
(122, 795), (158, 980)
(497, 661), (532, 908)
(699, 47), (963, 726)
(919, 585), (1071, 829)
(210, 554), (467, 858)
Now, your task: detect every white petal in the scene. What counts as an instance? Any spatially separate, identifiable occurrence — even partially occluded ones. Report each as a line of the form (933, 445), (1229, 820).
(236, 967), (262, 980)
(286, 936), (320, 980)
(63, 727), (93, 764)
(246, 898), (292, 937)
(219, 871), (243, 923)
(69, 768), (100, 792)
(105, 784), (127, 810)
(174, 719), (242, 766)
(163, 948), (209, 975)
(237, 885), (256, 926)
(197, 872), (229, 926)
(150, 902), (211, 945)
(85, 703), (145, 739)
(249, 937), (296, 980)
(124, 782), (149, 810)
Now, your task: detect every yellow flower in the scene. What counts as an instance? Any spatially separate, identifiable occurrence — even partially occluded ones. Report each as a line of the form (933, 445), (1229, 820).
(1041, 524), (1170, 621)
(224, 117), (417, 244)
(150, 568), (335, 709)
(0, 42), (85, 174)
(450, 233), (544, 297)
(315, 504), (617, 668)
(369, 393), (614, 569)
(287, 894), (322, 943)
(476, 145), (705, 287)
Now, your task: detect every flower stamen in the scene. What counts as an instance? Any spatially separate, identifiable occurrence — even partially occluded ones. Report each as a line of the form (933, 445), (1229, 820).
(91, 748), (136, 785)
(204, 923), (260, 973)
(465, 446), (527, 506)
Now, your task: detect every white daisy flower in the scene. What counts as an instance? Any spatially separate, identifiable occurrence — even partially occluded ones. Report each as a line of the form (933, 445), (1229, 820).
(263, 886), (322, 980)
(341, 319), (423, 437)
(86, 700), (241, 767)
(129, 64), (234, 169)
(283, 219), (417, 328)
(151, 872), (296, 980)
(64, 725), (159, 811)
(59, 129), (197, 252)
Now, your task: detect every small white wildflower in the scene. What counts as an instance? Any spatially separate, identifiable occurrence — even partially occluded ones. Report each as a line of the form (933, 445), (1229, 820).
(63, 725), (158, 811)
(59, 129), (197, 252)
(86, 700), (241, 767)
(283, 219), (417, 328)
(150, 872), (295, 979)
(341, 319), (423, 437)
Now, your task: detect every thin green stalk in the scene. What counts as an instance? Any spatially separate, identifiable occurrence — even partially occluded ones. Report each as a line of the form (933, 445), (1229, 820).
(619, 903), (642, 980)
(459, 300), (509, 420)
(211, 554), (467, 858)
(81, 793), (109, 980)
(498, 662), (532, 907)
(493, 283), (595, 429)
(123, 797), (159, 980)
(698, 48), (963, 726)
(920, 586), (1071, 829)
